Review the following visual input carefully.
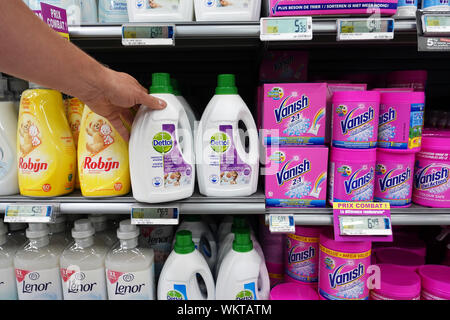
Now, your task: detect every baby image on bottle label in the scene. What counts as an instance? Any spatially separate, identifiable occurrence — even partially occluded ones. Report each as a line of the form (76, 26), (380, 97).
(205, 0), (250, 8)
(143, 0), (179, 10)
(210, 125), (251, 186)
(106, 269), (154, 300)
(61, 267), (107, 300)
(15, 268), (63, 300)
(18, 116), (42, 158)
(152, 124), (192, 188)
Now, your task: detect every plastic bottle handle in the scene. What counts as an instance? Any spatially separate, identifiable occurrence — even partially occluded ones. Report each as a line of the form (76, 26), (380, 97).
(237, 107), (259, 164)
(203, 232), (217, 270)
(257, 260), (271, 300)
(177, 107), (195, 165)
(196, 267), (216, 300)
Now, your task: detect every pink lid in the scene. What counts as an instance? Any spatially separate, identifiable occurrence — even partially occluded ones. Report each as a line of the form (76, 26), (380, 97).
(375, 248), (425, 270)
(421, 134), (450, 153)
(330, 147), (376, 163)
(270, 283), (319, 300)
(294, 226), (323, 238)
(380, 91), (425, 104)
(373, 88), (414, 92)
(423, 128), (450, 138)
(418, 265), (450, 296)
(376, 149), (416, 163)
(332, 90), (380, 103)
(374, 264), (421, 298)
(320, 229), (371, 254)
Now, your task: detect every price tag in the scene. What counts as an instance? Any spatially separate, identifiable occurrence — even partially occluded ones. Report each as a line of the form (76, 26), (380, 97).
(268, 214), (295, 233)
(333, 202), (392, 242)
(131, 206), (179, 225)
(260, 17), (313, 41)
(122, 24), (175, 46)
(4, 204), (56, 223)
(337, 18), (394, 41)
(422, 14), (450, 34)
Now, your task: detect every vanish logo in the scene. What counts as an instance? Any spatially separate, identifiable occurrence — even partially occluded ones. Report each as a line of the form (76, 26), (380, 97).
(379, 168), (411, 192)
(288, 246), (315, 264)
(340, 107), (374, 135)
(84, 156), (119, 172)
(274, 95), (310, 123)
(19, 157), (48, 173)
(414, 165), (449, 190)
(329, 263), (365, 289)
(344, 168), (374, 194)
(276, 159), (311, 186)
(379, 107), (396, 126)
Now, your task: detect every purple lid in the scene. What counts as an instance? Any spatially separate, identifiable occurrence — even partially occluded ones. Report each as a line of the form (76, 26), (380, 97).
(375, 248), (425, 270)
(374, 264), (421, 298)
(418, 265), (450, 295)
(376, 149), (416, 163)
(294, 226), (323, 238)
(331, 147), (376, 163)
(320, 229), (371, 254)
(270, 283), (319, 300)
(332, 90), (380, 103)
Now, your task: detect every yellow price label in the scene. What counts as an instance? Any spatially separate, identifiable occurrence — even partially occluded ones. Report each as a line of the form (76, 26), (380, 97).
(428, 19), (441, 27)
(341, 25), (355, 33)
(124, 31), (137, 38)
(267, 26), (279, 34)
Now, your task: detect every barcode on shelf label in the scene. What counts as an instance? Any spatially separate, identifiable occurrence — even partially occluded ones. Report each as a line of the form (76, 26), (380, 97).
(122, 24), (175, 46)
(269, 214), (295, 233)
(4, 204), (56, 223)
(260, 17), (313, 41)
(337, 18), (394, 41)
(131, 206), (179, 225)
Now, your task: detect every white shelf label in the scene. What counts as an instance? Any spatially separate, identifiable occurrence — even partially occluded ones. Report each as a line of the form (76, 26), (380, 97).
(4, 204), (56, 223)
(122, 24), (175, 46)
(422, 15), (450, 34)
(339, 216), (392, 236)
(131, 206), (179, 225)
(268, 214), (295, 233)
(337, 18), (394, 41)
(260, 17), (313, 41)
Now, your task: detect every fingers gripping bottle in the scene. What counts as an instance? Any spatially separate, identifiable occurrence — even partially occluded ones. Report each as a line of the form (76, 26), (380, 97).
(216, 229), (270, 300)
(196, 74), (259, 197)
(14, 223), (63, 300)
(105, 220), (155, 300)
(158, 230), (215, 300)
(129, 73), (195, 203)
(17, 88), (76, 197)
(175, 215), (217, 272)
(59, 219), (108, 300)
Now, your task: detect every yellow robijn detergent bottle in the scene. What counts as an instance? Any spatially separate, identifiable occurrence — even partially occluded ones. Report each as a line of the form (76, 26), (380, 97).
(17, 88), (76, 197)
(78, 106), (130, 197)
(66, 97), (85, 189)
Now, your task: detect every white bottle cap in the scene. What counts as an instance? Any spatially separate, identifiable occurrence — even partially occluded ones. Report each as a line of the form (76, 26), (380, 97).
(26, 223), (50, 239)
(0, 221), (8, 236)
(54, 215), (66, 224)
(117, 219), (140, 240)
(88, 215), (107, 224)
(72, 219), (95, 239)
(49, 215), (66, 234)
(9, 223), (27, 232)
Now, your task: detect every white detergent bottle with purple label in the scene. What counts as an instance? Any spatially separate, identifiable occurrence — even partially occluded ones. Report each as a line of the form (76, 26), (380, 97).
(129, 73), (194, 203)
(105, 220), (155, 300)
(59, 219), (108, 300)
(13, 223), (63, 300)
(216, 229), (270, 300)
(158, 230), (215, 300)
(0, 220), (18, 300)
(196, 74), (259, 197)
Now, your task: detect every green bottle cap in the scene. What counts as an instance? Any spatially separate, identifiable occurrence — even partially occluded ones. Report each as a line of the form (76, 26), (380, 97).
(174, 230), (195, 254)
(232, 228), (253, 253)
(215, 74), (238, 95)
(150, 73), (174, 94)
(231, 216), (247, 233)
(171, 78), (181, 96)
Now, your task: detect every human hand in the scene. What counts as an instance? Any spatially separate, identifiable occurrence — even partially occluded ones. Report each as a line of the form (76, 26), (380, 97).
(80, 67), (167, 141)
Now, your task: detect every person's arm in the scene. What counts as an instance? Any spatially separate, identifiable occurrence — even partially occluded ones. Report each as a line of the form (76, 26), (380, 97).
(0, 0), (166, 140)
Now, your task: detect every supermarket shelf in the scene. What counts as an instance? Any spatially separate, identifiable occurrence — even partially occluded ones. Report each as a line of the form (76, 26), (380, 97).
(68, 18), (417, 40)
(0, 191), (265, 215)
(266, 204), (450, 226)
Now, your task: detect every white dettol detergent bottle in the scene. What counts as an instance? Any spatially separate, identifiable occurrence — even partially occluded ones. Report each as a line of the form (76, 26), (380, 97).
(127, 0), (194, 22)
(216, 229), (270, 300)
(49, 216), (71, 255)
(88, 215), (118, 248)
(105, 220), (155, 300)
(14, 223), (63, 300)
(196, 74), (259, 197)
(171, 78), (197, 134)
(59, 219), (108, 300)
(175, 215), (217, 272)
(158, 230), (215, 300)
(129, 73), (195, 203)
(0, 76), (19, 196)
(0, 220), (18, 300)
